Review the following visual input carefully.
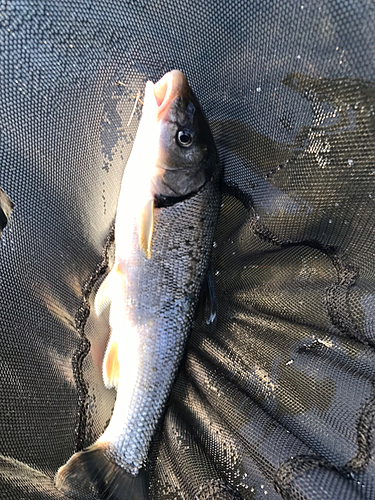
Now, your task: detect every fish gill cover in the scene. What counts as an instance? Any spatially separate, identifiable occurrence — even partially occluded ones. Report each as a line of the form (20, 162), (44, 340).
(0, 0), (375, 500)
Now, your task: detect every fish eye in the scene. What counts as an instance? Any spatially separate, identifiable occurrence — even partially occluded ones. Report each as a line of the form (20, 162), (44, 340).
(177, 129), (193, 147)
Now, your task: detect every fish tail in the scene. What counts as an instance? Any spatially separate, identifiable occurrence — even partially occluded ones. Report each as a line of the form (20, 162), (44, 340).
(55, 443), (148, 500)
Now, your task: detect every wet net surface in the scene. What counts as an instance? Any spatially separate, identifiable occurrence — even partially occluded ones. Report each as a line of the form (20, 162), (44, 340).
(1, 0), (375, 498)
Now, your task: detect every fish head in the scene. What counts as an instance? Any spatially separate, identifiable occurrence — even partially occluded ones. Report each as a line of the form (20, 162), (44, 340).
(150, 70), (218, 202)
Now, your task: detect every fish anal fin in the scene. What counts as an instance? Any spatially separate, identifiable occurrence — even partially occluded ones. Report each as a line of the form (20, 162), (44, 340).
(139, 198), (154, 259)
(103, 340), (120, 389)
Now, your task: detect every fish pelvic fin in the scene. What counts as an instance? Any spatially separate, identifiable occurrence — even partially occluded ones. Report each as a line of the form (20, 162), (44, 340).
(55, 443), (149, 500)
(139, 198), (154, 259)
(103, 339), (120, 389)
(94, 265), (123, 317)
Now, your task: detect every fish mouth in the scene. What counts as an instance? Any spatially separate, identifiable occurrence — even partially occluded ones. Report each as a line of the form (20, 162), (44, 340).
(153, 70), (189, 119)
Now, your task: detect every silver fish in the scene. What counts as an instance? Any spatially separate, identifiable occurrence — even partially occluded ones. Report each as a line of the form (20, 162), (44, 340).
(55, 70), (221, 499)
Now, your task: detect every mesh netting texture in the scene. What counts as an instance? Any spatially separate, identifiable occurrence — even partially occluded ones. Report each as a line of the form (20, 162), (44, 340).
(1, 0), (375, 499)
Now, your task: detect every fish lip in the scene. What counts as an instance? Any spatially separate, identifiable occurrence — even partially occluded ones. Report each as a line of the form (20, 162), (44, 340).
(154, 70), (189, 120)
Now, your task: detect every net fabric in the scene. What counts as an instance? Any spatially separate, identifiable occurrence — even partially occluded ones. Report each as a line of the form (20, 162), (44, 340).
(0, 0), (374, 499)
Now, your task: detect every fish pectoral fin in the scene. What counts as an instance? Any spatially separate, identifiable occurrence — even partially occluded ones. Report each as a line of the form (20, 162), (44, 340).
(94, 266), (123, 316)
(103, 339), (120, 389)
(139, 198), (154, 259)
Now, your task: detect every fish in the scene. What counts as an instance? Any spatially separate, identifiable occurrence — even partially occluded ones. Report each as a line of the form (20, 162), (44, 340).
(55, 69), (221, 500)
(0, 187), (14, 236)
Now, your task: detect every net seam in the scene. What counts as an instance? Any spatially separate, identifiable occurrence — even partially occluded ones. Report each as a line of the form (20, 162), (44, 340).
(274, 454), (339, 497)
(72, 223), (115, 452)
(223, 183), (375, 478)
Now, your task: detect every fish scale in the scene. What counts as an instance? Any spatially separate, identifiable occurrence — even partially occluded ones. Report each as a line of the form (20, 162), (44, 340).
(55, 70), (221, 500)
(108, 181), (220, 474)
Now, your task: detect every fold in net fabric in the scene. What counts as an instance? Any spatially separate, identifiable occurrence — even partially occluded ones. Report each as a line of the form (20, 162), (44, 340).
(1, 0), (375, 499)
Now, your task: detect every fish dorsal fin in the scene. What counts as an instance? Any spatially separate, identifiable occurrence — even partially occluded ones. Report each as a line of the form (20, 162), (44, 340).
(139, 198), (154, 259)
(103, 340), (120, 389)
(205, 266), (217, 325)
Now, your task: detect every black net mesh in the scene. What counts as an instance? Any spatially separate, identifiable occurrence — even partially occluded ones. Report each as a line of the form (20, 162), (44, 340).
(1, 0), (375, 498)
